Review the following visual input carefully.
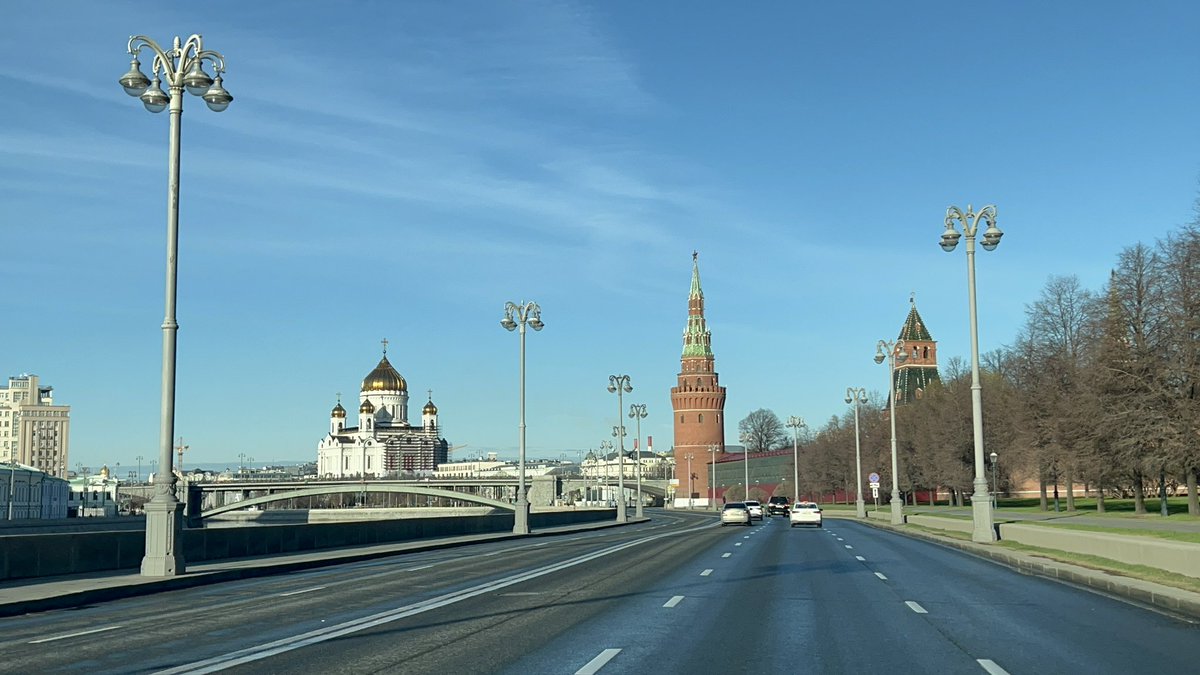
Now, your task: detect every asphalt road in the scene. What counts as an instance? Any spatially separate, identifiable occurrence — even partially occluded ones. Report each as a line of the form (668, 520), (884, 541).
(0, 511), (1195, 674)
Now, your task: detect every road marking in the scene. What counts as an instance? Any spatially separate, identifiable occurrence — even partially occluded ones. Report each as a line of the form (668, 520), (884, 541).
(875, 572), (888, 580)
(735, 542), (743, 546)
(403, 564), (434, 572)
(722, 553), (732, 558)
(977, 659), (1010, 675)
(663, 595), (685, 608)
(158, 522), (713, 674)
(278, 586), (326, 597)
(29, 625), (122, 644)
(906, 601), (928, 614)
(700, 569), (713, 576)
(577, 649), (622, 675)
(743, 535), (750, 539)
(844, 545), (853, 549)
(855, 556), (865, 561)
(836, 537), (844, 541)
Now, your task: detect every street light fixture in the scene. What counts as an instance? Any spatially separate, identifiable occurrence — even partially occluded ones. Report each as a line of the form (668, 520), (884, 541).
(607, 375), (633, 523)
(628, 403), (647, 518)
(845, 387), (869, 518)
(785, 416), (806, 503)
(990, 451), (999, 503)
(942, 203), (1004, 543)
(501, 300), (544, 535)
(119, 34), (233, 578)
(875, 338), (908, 525)
(599, 440), (613, 504)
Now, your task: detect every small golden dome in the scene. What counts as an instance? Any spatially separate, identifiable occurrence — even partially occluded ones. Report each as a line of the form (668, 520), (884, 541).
(423, 399), (438, 415)
(359, 399), (375, 414)
(361, 355), (407, 393)
(331, 402), (346, 418)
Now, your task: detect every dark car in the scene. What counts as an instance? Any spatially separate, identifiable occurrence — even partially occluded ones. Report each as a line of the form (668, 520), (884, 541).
(767, 495), (791, 516)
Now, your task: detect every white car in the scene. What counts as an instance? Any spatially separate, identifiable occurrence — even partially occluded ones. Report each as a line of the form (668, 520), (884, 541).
(720, 502), (751, 526)
(744, 500), (764, 520)
(789, 501), (823, 528)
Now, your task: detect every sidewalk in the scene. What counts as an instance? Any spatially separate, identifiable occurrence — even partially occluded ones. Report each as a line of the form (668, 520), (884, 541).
(827, 511), (1200, 620)
(0, 518), (638, 618)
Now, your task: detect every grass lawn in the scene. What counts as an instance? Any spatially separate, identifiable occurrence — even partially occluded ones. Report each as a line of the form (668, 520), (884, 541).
(994, 497), (1200, 518)
(997, 541), (1200, 595)
(1023, 521), (1200, 544)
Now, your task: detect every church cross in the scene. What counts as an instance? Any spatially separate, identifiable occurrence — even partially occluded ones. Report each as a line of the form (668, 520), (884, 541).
(381, 337), (389, 354)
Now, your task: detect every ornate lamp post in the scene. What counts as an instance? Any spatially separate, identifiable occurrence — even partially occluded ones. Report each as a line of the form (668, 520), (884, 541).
(501, 301), (544, 535)
(628, 403), (647, 518)
(785, 416), (806, 503)
(739, 432), (751, 502)
(119, 33), (233, 578)
(685, 453), (694, 509)
(845, 387), (869, 518)
(599, 440), (613, 504)
(708, 443), (719, 510)
(875, 338), (908, 525)
(941, 204), (1004, 542)
(607, 375), (632, 523)
(990, 451), (999, 506)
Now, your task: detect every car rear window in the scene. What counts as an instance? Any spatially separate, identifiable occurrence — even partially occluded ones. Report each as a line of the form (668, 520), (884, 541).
(724, 503), (747, 510)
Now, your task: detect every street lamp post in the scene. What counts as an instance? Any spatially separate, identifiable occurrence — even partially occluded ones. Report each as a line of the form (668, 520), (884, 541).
(119, 34), (233, 578)
(708, 443), (718, 510)
(845, 387), (869, 518)
(942, 204), (1004, 543)
(685, 453), (694, 510)
(599, 440), (613, 505)
(739, 433), (751, 502)
(785, 416), (806, 503)
(607, 375), (633, 523)
(990, 451), (999, 504)
(628, 403), (647, 518)
(501, 301), (544, 535)
(875, 338), (908, 525)
(356, 438), (370, 507)
(136, 455), (144, 484)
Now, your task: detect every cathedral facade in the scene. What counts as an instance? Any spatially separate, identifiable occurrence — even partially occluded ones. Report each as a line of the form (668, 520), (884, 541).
(316, 344), (449, 478)
(670, 253), (727, 506)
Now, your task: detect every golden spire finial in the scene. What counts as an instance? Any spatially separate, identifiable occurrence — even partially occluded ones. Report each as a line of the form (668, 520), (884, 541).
(381, 337), (388, 355)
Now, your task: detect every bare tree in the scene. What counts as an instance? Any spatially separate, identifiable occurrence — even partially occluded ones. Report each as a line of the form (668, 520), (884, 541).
(737, 409), (787, 453)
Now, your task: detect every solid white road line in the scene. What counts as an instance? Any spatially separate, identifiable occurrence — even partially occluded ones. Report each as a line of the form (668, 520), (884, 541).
(855, 556), (865, 561)
(700, 569), (713, 576)
(663, 595), (685, 608)
(576, 648), (622, 675)
(977, 659), (1011, 675)
(404, 564), (434, 571)
(722, 553), (732, 558)
(278, 586), (326, 597)
(875, 572), (888, 580)
(29, 625), (122, 644)
(906, 601), (928, 614)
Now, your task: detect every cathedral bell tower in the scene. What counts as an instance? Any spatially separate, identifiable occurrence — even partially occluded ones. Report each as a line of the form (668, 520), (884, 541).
(671, 252), (727, 504)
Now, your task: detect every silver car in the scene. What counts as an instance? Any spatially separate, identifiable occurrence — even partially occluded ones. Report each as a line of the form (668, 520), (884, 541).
(720, 502), (751, 526)
(744, 500), (764, 520)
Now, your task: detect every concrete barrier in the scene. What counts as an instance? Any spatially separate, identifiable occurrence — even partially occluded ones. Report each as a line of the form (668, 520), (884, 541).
(0, 508), (617, 582)
(907, 514), (974, 534)
(998, 522), (1200, 579)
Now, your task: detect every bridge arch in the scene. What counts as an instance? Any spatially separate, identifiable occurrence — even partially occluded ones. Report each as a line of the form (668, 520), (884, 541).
(201, 485), (515, 519)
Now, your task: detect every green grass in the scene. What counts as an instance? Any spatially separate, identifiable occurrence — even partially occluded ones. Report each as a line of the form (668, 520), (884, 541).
(1023, 521), (1200, 544)
(994, 497), (1200, 517)
(997, 541), (1200, 595)
(906, 524), (972, 541)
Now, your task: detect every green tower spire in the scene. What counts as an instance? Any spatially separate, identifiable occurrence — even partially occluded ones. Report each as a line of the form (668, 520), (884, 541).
(682, 251), (713, 358)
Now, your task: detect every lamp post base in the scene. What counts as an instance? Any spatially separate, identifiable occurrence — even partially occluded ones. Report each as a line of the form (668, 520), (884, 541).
(635, 501), (644, 518)
(855, 498), (866, 519)
(141, 496), (185, 577)
(513, 496), (530, 534)
(890, 495), (904, 525)
(971, 479), (997, 542)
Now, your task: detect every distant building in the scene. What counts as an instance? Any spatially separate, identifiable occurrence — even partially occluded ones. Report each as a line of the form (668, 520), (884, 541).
(67, 465), (120, 517)
(893, 297), (941, 404)
(0, 462), (69, 520)
(671, 253), (727, 507)
(0, 373), (71, 477)
(317, 343), (450, 478)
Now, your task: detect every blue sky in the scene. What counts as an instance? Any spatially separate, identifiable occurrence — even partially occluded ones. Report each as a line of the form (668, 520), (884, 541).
(3, 1), (1198, 472)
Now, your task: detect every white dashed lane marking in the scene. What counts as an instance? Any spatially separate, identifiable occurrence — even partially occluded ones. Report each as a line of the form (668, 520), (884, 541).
(576, 649), (622, 675)
(278, 586), (326, 597)
(701, 569), (713, 576)
(663, 595), (685, 608)
(977, 659), (1010, 675)
(855, 556), (865, 561)
(906, 601), (928, 614)
(29, 626), (123, 644)
(735, 543), (742, 547)
(844, 545), (853, 549)
(875, 572), (888, 580)
(722, 553), (732, 558)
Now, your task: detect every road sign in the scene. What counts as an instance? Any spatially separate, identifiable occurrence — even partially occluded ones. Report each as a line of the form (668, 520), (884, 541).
(869, 481), (880, 489)
(871, 487), (879, 499)
(868, 472), (880, 484)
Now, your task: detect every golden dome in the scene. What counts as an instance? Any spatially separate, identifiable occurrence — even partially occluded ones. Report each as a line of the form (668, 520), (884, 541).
(331, 402), (346, 418)
(423, 399), (438, 415)
(359, 399), (375, 414)
(361, 355), (407, 393)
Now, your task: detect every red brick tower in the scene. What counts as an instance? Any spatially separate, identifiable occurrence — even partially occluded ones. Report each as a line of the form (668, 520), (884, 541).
(671, 252), (727, 503)
(894, 295), (941, 404)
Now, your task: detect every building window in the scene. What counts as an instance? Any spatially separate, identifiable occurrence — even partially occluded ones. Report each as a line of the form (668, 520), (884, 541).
(680, 415), (684, 423)
(698, 413), (704, 423)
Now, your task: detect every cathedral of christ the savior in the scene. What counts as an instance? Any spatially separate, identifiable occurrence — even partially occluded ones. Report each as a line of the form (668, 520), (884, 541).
(316, 341), (449, 478)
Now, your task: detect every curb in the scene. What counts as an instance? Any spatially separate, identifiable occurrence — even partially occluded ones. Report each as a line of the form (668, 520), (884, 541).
(828, 513), (1200, 620)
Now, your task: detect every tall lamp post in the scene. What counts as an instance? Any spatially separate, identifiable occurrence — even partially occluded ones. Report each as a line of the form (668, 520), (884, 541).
(875, 338), (908, 525)
(739, 433), (751, 502)
(708, 443), (718, 510)
(685, 453), (694, 509)
(628, 403), (647, 518)
(136, 454), (145, 484)
(845, 387), (869, 518)
(501, 301), (544, 535)
(599, 440), (613, 504)
(785, 416), (806, 503)
(990, 451), (999, 505)
(119, 34), (233, 578)
(942, 204), (1004, 543)
(607, 375), (632, 523)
